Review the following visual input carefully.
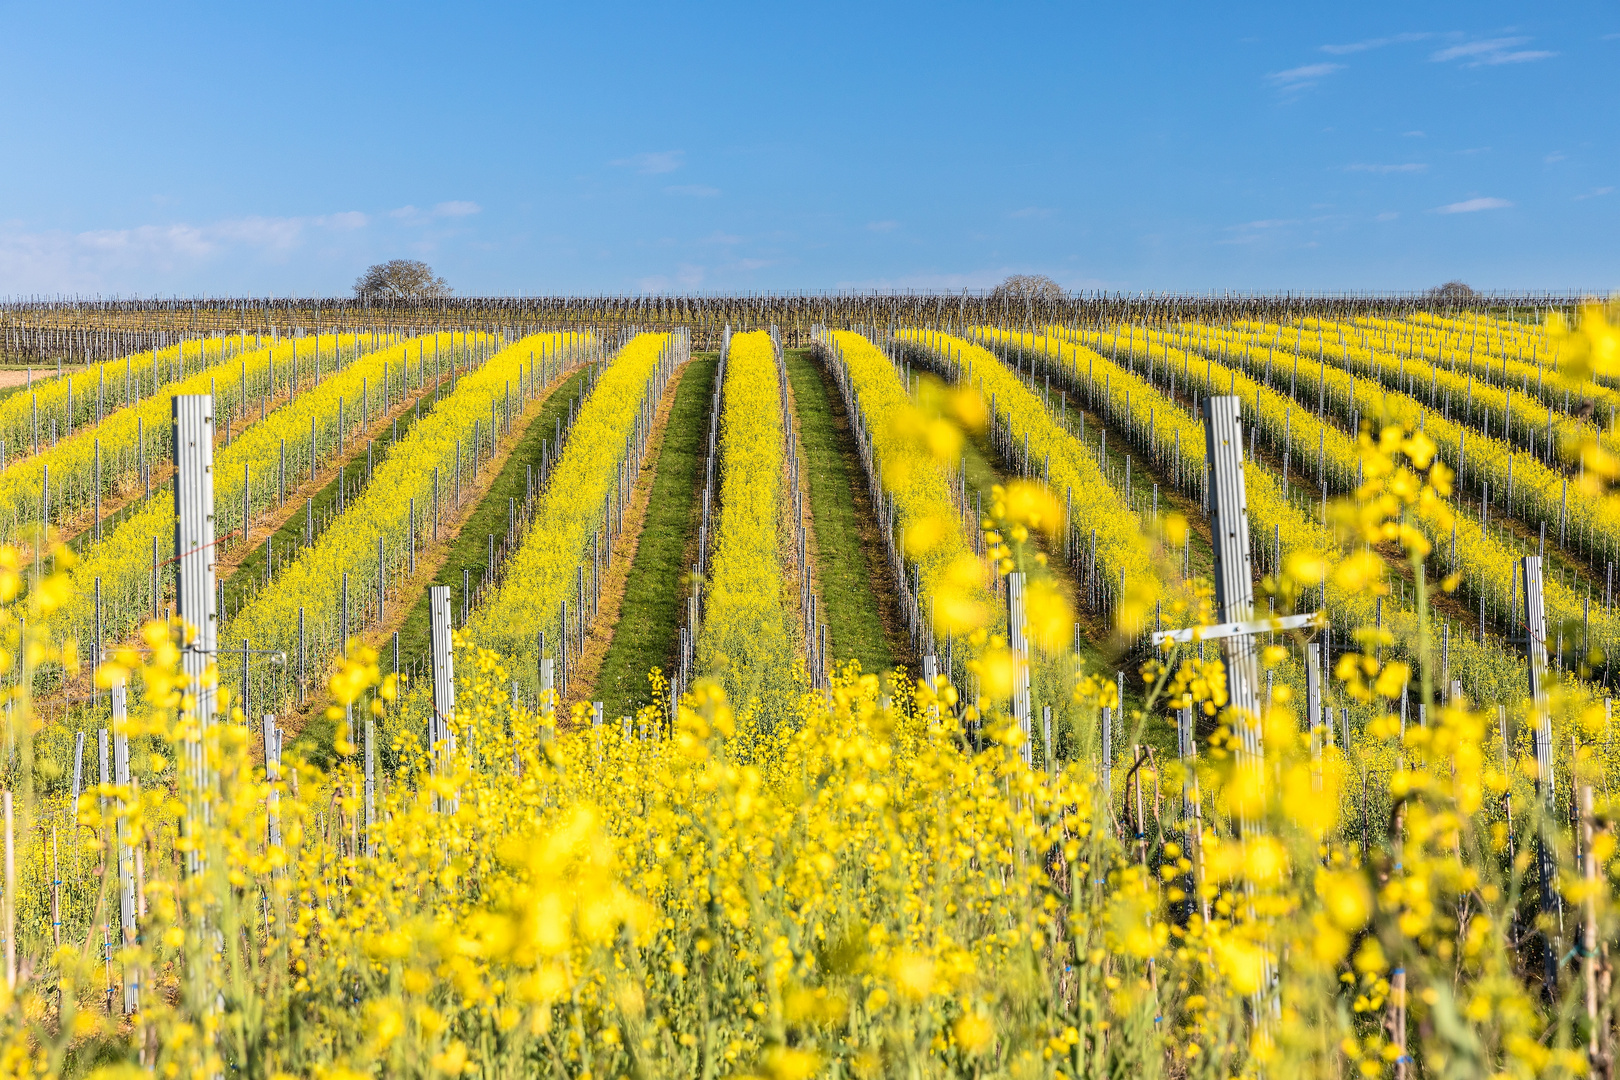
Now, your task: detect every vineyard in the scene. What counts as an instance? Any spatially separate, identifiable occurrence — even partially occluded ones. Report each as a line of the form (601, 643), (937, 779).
(0, 297), (1617, 1078)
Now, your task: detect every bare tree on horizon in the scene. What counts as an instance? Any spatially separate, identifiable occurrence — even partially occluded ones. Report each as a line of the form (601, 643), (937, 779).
(991, 274), (1067, 301)
(354, 260), (453, 302)
(1426, 280), (1477, 302)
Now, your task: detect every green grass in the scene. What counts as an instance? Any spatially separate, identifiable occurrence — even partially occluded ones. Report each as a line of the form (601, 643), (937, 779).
(391, 367), (592, 678)
(784, 349), (900, 678)
(592, 355), (719, 716)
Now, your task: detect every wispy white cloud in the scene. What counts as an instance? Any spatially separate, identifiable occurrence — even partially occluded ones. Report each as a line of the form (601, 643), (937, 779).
(1220, 218), (1300, 244)
(0, 211), (371, 294)
(664, 185), (720, 197)
(1434, 197), (1513, 213)
(1225, 218), (1299, 231)
(635, 263), (706, 293)
(321, 211), (370, 230)
(1267, 62), (1345, 91)
(1575, 187), (1615, 201)
(1344, 163), (1429, 173)
(865, 220), (900, 233)
(1430, 37), (1555, 66)
(390, 202), (480, 223)
(1320, 32), (1432, 55)
(611, 150), (685, 175)
(1403, 130), (1426, 137)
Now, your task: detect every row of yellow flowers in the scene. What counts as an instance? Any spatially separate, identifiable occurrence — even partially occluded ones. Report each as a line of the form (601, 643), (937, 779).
(1176, 319), (1620, 602)
(0, 333), (374, 547)
(1354, 313), (1546, 368)
(228, 331), (589, 708)
(987, 326), (1529, 713)
(1348, 311), (1620, 455)
(1280, 314), (1619, 454)
(698, 330), (796, 715)
(0, 332), (238, 466)
(1073, 323), (1620, 701)
(468, 332), (675, 692)
(896, 328), (1171, 642)
(52, 332), (499, 657)
(1398, 310), (1549, 359)
(815, 329), (992, 662)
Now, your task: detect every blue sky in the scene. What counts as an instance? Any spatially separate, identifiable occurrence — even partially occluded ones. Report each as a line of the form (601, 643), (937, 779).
(0, 1), (1614, 296)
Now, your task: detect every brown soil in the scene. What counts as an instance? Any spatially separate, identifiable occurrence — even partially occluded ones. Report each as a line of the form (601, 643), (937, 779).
(211, 384), (436, 578)
(278, 362), (589, 739)
(43, 381), (451, 716)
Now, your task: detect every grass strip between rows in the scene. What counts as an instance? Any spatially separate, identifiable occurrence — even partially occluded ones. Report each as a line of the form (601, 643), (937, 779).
(229, 332), (589, 723)
(698, 331), (794, 717)
(392, 366), (592, 677)
(782, 348), (899, 678)
(592, 354), (717, 717)
(466, 333), (681, 698)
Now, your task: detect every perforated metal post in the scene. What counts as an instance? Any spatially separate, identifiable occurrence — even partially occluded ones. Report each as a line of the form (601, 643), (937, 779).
(1202, 393), (1277, 1022)
(95, 731), (111, 1002)
(1202, 396), (1261, 758)
(921, 653), (938, 723)
(539, 641), (556, 741)
(1306, 642), (1324, 762)
(172, 396), (218, 733)
(111, 684), (137, 1013)
(1101, 706), (1113, 803)
(1523, 555), (1561, 992)
(97, 730), (110, 826)
(263, 715), (282, 850)
(428, 585), (456, 811)
(1007, 572), (1032, 764)
(364, 719), (376, 857)
(70, 732), (85, 806)
(172, 395), (217, 880)
(1041, 705), (1053, 775)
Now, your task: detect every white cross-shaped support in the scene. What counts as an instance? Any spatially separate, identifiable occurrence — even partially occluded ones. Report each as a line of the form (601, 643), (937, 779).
(1151, 611), (1322, 646)
(1167, 396), (1327, 763)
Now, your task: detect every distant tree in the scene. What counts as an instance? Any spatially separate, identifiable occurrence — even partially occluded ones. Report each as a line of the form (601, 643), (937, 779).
(991, 274), (1067, 301)
(1425, 280), (1477, 302)
(354, 260), (452, 302)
